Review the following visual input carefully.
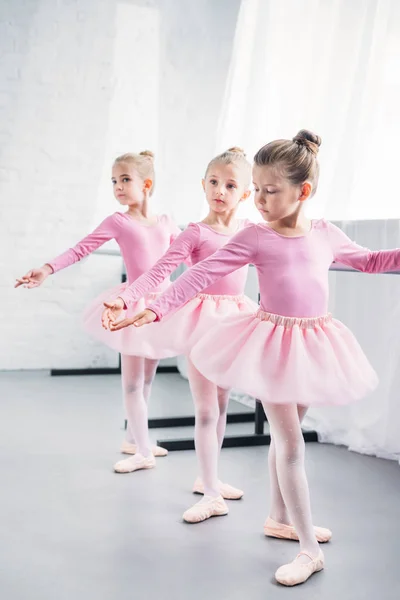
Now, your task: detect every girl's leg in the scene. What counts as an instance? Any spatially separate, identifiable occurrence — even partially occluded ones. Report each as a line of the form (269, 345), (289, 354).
(268, 405), (308, 524)
(212, 386), (244, 500)
(114, 355), (155, 473)
(122, 358), (167, 456)
(181, 360), (228, 523)
(188, 359), (220, 497)
(265, 404), (331, 544)
(262, 402), (320, 559)
(187, 361), (243, 511)
(142, 358), (168, 456)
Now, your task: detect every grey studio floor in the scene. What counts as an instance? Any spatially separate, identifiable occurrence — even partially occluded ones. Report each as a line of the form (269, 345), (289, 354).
(1, 371), (400, 600)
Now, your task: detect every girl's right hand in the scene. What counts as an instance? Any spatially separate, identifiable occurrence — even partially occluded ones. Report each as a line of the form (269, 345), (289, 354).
(15, 265), (52, 289)
(102, 297), (125, 330)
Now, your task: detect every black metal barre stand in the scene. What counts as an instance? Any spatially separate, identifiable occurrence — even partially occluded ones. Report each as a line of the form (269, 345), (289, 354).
(124, 409), (256, 432)
(155, 400), (318, 451)
(51, 354), (178, 377)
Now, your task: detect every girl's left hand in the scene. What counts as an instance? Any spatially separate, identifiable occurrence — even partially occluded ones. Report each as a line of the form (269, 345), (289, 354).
(102, 297), (125, 330)
(110, 309), (157, 331)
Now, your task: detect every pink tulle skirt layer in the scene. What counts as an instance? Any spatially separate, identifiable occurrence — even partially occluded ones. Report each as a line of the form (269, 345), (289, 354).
(83, 285), (258, 359)
(189, 309), (378, 407)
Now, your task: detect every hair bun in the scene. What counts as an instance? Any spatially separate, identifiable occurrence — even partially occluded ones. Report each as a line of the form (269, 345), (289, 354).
(227, 146), (246, 156)
(292, 130), (321, 156)
(139, 150), (155, 159)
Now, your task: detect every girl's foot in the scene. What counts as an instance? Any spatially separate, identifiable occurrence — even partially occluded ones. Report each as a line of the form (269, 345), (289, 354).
(192, 477), (244, 500)
(183, 495), (228, 523)
(121, 440), (168, 457)
(114, 453), (156, 473)
(264, 517), (332, 543)
(275, 550), (325, 586)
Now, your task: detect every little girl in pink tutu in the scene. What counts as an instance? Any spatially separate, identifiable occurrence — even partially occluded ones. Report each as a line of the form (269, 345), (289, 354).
(117, 130), (400, 586)
(102, 147), (260, 522)
(15, 151), (182, 472)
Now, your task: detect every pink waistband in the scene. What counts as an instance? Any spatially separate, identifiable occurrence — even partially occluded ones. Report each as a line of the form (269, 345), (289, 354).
(195, 293), (246, 302)
(256, 309), (332, 329)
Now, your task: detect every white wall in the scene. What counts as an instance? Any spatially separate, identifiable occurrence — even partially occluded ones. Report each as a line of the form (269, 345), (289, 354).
(1, 0), (241, 370)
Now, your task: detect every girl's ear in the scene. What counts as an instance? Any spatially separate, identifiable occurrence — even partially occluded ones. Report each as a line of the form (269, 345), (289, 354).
(299, 182), (312, 202)
(143, 179), (153, 191)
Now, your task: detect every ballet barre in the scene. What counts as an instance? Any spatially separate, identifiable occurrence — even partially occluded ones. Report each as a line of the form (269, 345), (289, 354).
(330, 264), (400, 274)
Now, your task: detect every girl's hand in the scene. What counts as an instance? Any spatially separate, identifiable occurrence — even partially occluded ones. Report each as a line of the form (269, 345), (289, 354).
(110, 309), (157, 331)
(102, 297), (125, 330)
(15, 265), (52, 289)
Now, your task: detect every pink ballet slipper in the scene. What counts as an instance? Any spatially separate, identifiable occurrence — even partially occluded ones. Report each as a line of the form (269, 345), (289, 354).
(183, 495), (228, 523)
(192, 477), (244, 500)
(275, 550), (325, 586)
(120, 440), (168, 457)
(264, 517), (332, 543)
(114, 453), (156, 473)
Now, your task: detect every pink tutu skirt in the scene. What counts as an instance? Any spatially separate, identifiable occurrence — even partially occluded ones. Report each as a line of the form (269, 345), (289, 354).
(83, 286), (258, 359)
(189, 309), (379, 407)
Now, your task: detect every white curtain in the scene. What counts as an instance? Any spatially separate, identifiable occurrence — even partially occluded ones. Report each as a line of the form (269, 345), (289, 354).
(216, 0), (400, 221)
(216, 0), (400, 461)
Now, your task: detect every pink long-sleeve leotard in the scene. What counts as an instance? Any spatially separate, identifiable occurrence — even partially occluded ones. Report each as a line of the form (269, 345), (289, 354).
(147, 220), (400, 320)
(47, 212), (181, 289)
(118, 220), (251, 307)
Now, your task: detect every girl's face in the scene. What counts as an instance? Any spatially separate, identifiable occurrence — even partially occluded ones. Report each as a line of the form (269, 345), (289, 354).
(111, 162), (150, 206)
(253, 164), (309, 222)
(203, 162), (249, 214)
